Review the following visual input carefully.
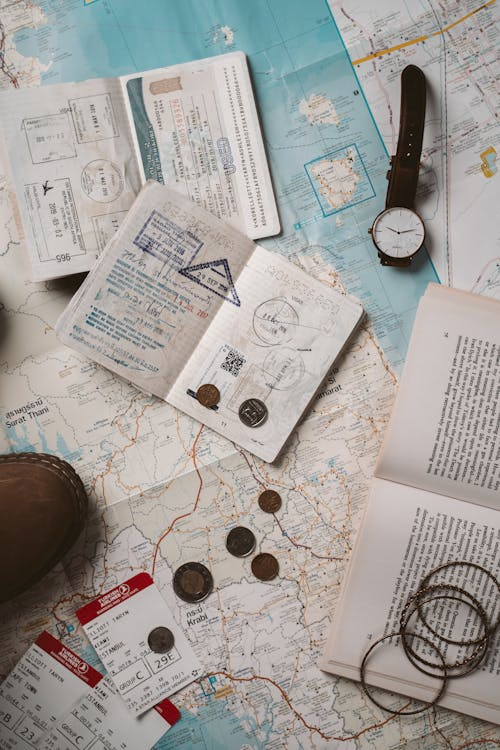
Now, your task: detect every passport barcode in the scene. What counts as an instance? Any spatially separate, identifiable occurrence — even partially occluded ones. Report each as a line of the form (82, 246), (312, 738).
(220, 349), (245, 377)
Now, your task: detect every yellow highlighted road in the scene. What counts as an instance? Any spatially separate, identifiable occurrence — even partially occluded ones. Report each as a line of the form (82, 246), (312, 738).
(352, 0), (496, 65)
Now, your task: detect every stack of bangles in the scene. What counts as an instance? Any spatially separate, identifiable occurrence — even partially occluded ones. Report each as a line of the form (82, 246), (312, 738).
(359, 561), (500, 715)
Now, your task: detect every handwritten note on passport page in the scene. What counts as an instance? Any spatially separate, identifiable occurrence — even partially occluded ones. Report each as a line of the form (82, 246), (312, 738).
(40, 676), (180, 750)
(0, 631), (102, 749)
(56, 181), (364, 461)
(76, 572), (202, 717)
(0, 51), (279, 281)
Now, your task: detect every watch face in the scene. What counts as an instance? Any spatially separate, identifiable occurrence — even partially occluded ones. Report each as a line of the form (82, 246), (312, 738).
(371, 207), (425, 259)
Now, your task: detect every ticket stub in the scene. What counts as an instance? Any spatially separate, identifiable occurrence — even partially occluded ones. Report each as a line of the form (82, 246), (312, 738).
(0, 631), (102, 749)
(76, 572), (202, 716)
(40, 675), (180, 750)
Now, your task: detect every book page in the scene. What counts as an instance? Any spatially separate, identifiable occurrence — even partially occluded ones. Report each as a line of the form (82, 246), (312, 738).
(320, 477), (500, 724)
(167, 245), (363, 461)
(120, 52), (280, 240)
(376, 283), (500, 510)
(56, 181), (255, 400)
(0, 78), (142, 281)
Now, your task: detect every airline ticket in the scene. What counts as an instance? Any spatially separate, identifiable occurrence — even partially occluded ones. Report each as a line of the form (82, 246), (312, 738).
(0, 631), (102, 749)
(76, 572), (202, 716)
(40, 675), (180, 750)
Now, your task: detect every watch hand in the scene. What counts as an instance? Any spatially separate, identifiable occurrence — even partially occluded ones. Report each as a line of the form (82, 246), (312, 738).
(386, 227), (399, 233)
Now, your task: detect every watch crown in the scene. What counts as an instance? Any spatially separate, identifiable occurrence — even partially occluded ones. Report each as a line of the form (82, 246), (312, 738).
(386, 170), (391, 180)
(368, 227), (372, 234)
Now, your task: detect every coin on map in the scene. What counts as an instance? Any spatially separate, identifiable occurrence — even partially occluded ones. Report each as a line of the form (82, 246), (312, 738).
(173, 562), (213, 603)
(238, 398), (268, 427)
(147, 626), (175, 654)
(196, 383), (220, 408)
(226, 526), (256, 558)
(251, 553), (279, 581)
(258, 489), (282, 513)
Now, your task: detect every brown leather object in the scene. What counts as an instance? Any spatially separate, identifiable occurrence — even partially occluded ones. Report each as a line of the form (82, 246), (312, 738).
(0, 453), (88, 603)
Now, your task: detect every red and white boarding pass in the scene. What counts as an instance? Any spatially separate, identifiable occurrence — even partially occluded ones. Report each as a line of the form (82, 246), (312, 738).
(40, 675), (180, 750)
(76, 572), (202, 716)
(0, 631), (102, 749)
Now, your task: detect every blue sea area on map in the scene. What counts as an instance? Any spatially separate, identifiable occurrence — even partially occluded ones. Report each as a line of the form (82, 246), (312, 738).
(155, 691), (261, 750)
(13, 0), (438, 374)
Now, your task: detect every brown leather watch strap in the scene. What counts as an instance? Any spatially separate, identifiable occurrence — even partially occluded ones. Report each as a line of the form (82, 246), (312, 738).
(386, 65), (426, 209)
(379, 252), (411, 267)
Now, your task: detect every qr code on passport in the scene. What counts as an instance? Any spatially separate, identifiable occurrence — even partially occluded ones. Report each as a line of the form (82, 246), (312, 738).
(221, 348), (246, 377)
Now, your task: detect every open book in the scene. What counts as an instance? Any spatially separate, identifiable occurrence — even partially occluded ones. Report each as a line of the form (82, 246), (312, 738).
(320, 283), (500, 724)
(0, 52), (279, 281)
(56, 180), (363, 462)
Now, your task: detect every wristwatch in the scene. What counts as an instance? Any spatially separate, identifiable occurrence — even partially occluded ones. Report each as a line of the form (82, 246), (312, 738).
(369, 65), (426, 266)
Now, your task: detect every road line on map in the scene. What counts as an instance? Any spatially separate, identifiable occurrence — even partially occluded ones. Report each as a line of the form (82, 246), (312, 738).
(206, 670), (406, 741)
(151, 425), (204, 576)
(351, 0), (496, 65)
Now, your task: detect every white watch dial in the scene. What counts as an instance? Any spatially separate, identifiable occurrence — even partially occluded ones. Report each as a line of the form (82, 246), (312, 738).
(372, 207), (425, 258)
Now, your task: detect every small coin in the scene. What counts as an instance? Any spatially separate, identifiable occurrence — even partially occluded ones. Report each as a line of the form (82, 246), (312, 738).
(147, 626), (174, 654)
(251, 552), (279, 581)
(173, 562), (213, 603)
(238, 398), (268, 427)
(226, 526), (256, 558)
(258, 489), (282, 513)
(196, 383), (220, 408)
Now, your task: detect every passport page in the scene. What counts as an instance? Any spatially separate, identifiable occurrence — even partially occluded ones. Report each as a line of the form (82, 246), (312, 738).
(56, 181), (363, 461)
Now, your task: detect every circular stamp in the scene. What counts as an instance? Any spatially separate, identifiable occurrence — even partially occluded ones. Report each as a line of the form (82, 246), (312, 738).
(81, 159), (124, 203)
(263, 347), (305, 391)
(253, 298), (299, 345)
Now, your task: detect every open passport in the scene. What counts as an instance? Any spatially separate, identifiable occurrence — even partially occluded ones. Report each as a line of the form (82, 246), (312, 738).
(320, 284), (500, 724)
(0, 52), (279, 281)
(56, 181), (364, 462)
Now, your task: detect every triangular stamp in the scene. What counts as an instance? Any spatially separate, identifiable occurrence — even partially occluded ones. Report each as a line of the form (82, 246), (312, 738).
(179, 259), (241, 306)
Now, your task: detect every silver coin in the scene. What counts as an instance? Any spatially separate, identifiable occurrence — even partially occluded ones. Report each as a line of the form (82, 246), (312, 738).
(147, 626), (174, 654)
(226, 526), (256, 557)
(238, 398), (268, 427)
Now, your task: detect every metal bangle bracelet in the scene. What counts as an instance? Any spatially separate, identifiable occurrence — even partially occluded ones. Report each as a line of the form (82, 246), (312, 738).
(360, 631), (448, 716)
(420, 561), (500, 633)
(400, 592), (490, 674)
(400, 583), (490, 647)
(400, 620), (490, 680)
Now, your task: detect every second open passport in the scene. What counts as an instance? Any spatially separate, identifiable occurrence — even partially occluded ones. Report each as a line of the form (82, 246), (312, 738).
(56, 181), (363, 461)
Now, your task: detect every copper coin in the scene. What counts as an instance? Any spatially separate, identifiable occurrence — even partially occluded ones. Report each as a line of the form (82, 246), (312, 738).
(173, 562), (213, 602)
(238, 398), (268, 427)
(196, 383), (220, 408)
(147, 626), (174, 654)
(258, 489), (282, 513)
(251, 553), (279, 581)
(226, 526), (256, 557)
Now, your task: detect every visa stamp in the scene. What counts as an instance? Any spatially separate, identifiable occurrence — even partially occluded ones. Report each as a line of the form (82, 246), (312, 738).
(179, 258), (240, 306)
(24, 177), (86, 263)
(69, 92), (120, 143)
(133, 210), (203, 270)
(81, 159), (124, 203)
(23, 112), (76, 164)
